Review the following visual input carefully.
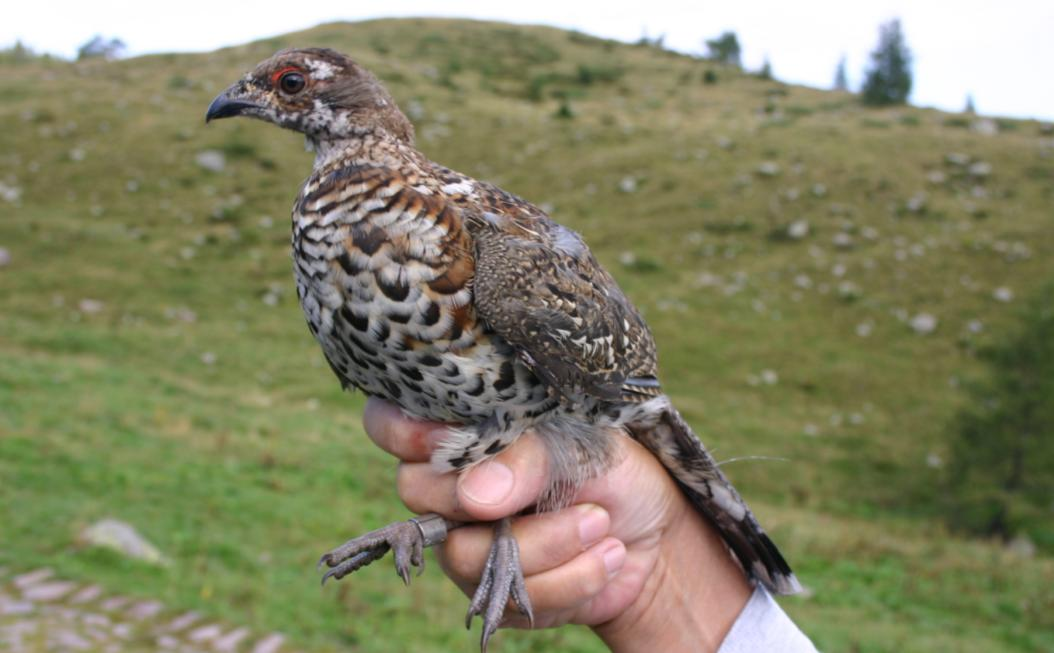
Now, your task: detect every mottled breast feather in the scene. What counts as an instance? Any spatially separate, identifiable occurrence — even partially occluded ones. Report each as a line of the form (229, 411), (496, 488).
(291, 161), (533, 423)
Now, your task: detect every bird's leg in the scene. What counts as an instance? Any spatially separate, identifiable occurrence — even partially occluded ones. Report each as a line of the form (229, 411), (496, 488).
(465, 517), (534, 652)
(318, 513), (460, 585)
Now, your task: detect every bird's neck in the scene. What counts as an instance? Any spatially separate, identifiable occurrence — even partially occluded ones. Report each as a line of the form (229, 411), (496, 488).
(308, 131), (424, 173)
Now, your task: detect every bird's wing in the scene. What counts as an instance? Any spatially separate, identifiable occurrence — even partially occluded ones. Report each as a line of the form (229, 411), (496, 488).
(465, 193), (660, 403)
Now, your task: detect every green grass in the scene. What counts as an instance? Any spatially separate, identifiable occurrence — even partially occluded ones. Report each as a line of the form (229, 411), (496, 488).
(1, 17), (1053, 652)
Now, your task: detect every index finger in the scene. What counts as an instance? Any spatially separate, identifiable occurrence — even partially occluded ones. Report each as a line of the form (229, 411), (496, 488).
(363, 397), (453, 463)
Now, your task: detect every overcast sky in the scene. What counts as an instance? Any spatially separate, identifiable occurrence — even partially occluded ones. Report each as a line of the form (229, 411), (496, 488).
(5, 1), (1052, 120)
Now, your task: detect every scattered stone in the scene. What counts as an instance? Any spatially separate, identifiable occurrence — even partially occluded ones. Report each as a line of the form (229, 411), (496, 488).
(81, 613), (111, 628)
(157, 634), (181, 649)
(0, 181), (21, 203)
(992, 286), (1014, 303)
(69, 147), (87, 162)
(966, 319), (984, 334)
(252, 633), (286, 653)
(55, 630), (92, 650)
(1007, 534), (1036, 559)
(971, 118), (998, 136)
(837, 281), (860, 300)
(22, 581), (76, 602)
(163, 306), (197, 323)
(163, 611), (201, 632)
(831, 232), (853, 249)
(695, 271), (720, 288)
(188, 623), (224, 643)
(811, 183), (827, 197)
(968, 161), (992, 178)
(99, 596), (131, 611)
(0, 596), (34, 615)
(910, 313), (938, 335)
(756, 161), (781, 177)
(926, 170), (947, 185)
(201, 351), (217, 366)
(215, 627), (250, 652)
(926, 452), (943, 468)
(404, 99), (425, 121)
(802, 423), (820, 437)
(77, 298), (104, 314)
(905, 193), (927, 214)
(80, 519), (168, 566)
(855, 322), (873, 338)
(13, 568), (54, 590)
(112, 622), (133, 638)
(69, 585), (103, 604)
(126, 600), (163, 621)
(760, 369), (779, 385)
(195, 150), (226, 172)
(617, 176), (638, 193)
(944, 152), (970, 166)
(787, 219), (809, 240)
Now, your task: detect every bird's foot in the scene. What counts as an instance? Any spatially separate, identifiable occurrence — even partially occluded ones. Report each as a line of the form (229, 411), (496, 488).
(466, 517), (534, 652)
(318, 513), (450, 585)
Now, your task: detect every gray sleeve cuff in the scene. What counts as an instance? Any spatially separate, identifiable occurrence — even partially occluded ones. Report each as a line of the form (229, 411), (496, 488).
(717, 587), (818, 653)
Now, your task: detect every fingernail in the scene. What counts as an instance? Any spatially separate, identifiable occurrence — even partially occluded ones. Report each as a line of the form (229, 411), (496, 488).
(577, 505), (608, 548)
(459, 461), (514, 505)
(601, 540), (626, 577)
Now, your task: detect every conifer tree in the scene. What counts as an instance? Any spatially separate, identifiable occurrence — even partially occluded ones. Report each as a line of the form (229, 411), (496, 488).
(833, 55), (849, 91)
(705, 32), (742, 68)
(861, 20), (912, 106)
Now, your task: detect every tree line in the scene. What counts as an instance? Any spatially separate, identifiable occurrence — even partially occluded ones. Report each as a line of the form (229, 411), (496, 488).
(702, 19), (947, 110)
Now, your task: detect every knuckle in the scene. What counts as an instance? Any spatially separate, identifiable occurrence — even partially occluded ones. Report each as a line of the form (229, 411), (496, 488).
(578, 556), (610, 597)
(395, 464), (425, 512)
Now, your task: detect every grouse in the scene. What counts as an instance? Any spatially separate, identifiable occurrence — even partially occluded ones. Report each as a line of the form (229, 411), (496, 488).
(206, 47), (799, 651)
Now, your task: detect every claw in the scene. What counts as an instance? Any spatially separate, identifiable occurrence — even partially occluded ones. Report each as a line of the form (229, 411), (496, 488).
(317, 515), (450, 588)
(465, 518), (532, 652)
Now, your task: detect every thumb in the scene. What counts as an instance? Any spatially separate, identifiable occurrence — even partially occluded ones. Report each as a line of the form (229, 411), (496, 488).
(456, 431), (549, 522)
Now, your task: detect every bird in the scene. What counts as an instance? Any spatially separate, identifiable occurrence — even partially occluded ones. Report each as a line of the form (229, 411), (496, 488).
(206, 47), (800, 651)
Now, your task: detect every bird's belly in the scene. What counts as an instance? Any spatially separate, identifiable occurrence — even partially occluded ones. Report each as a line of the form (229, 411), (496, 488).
(295, 261), (552, 424)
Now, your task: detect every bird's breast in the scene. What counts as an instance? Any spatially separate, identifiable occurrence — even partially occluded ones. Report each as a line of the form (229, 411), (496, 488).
(290, 202), (549, 424)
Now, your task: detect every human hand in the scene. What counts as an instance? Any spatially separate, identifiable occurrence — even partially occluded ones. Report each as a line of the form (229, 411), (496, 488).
(363, 397), (752, 651)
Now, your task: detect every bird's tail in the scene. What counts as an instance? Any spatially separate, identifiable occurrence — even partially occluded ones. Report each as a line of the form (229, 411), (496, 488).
(627, 400), (801, 595)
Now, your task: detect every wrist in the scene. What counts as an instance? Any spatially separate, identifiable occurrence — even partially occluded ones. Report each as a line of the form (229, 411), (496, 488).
(592, 503), (752, 652)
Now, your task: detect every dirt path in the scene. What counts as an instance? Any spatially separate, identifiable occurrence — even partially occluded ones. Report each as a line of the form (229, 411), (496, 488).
(0, 566), (289, 653)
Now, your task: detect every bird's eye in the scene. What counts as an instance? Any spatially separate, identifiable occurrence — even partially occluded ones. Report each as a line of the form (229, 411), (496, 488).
(279, 71), (306, 94)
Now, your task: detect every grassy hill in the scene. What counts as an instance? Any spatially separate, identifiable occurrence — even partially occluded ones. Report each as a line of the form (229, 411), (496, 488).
(1, 17), (1052, 652)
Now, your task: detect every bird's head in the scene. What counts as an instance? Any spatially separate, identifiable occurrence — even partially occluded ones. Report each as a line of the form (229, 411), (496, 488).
(205, 48), (413, 145)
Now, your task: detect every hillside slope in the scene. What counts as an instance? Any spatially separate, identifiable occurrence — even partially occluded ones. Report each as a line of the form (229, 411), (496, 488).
(1, 18), (1052, 652)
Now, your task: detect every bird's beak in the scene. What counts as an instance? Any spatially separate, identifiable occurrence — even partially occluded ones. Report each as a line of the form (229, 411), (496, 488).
(205, 83), (260, 123)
